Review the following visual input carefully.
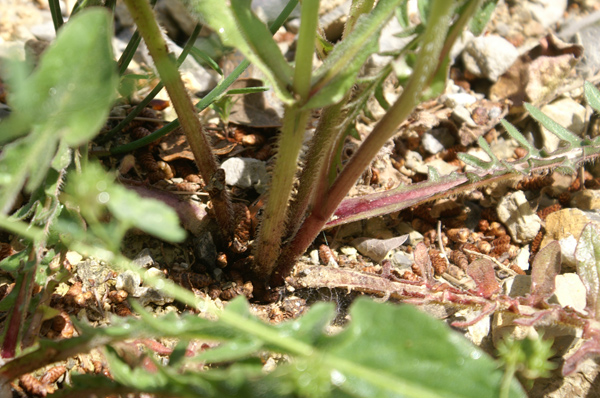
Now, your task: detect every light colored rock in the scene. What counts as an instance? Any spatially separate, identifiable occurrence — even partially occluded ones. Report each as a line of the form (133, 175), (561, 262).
(503, 274), (531, 297)
(570, 189), (600, 210)
(426, 159), (460, 176)
(543, 208), (600, 242)
(116, 270), (142, 296)
(540, 98), (586, 152)
(526, 0), (567, 28)
(515, 246), (530, 271)
(496, 191), (542, 244)
(422, 128), (456, 154)
(549, 273), (587, 313)
(442, 92), (477, 108)
(392, 251), (413, 269)
(558, 235), (579, 270)
(404, 150), (425, 173)
(461, 35), (519, 82)
(451, 105), (477, 127)
(221, 157), (269, 193)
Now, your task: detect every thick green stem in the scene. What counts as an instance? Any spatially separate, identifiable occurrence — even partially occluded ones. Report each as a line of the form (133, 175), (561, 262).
(122, 0), (233, 236)
(272, 0), (458, 285)
(253, 0), (319, 278)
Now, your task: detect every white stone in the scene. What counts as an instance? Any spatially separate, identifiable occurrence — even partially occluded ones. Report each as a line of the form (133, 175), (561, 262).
(221, 157), (269, 193)
(515, 246), (531, 271)
(549, 273), (587, 313)
(496, 191), (542, 244)
(526, 0), (567, 28)
(461, 35), (519, 82)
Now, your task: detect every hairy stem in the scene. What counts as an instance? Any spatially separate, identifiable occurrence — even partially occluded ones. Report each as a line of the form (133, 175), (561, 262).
(253, 0), (319, 278)
(122, 0), (233, 236)
(272, 0), (458, 285)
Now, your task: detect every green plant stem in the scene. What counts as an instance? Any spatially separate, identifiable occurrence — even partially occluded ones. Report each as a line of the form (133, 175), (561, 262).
(343, 0), (375, 40)
(252, 0), (319, 278)
(122, 0), (234, 237)
(272, 0), (458, 285)
(100, 23), (200, 144)
(107, 0), (298, 155)
(48, 0), (64, 32)
(0, 215), (44, 242)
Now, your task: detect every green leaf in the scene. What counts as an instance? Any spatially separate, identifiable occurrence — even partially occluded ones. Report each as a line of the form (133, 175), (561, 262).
(468, 0), (497, 36)
(189, 46), (223, 75)
(585, 81), (600, 114)
(525, 103), (581, 146)
(417, 0), (431, 24)
(0, 9), (117, 213)
(2, 8), (117, 146)
(184, 0), (293, 103)
(575, 223), (600, 318)
(308, 0), (403, 108)
(107, 187), (186, 243)
(500, 119), (540, 159)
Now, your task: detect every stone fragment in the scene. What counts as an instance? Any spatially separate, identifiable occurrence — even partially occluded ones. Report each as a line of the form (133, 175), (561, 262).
(549, 273), (587, 313)
(540, 98), (586, 152)
(570, 189), (600, 210)
(461, 35), (519, 82)
(496, 191), (541, 244)
(422, 128), (456, 154)
(221, 157), (269, 194)
(526, 0), (567, 28)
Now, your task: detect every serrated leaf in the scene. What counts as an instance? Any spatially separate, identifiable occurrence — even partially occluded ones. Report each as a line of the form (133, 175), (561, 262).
(530, 241), (561, 305)
(575, 223), (600, 318)
(585, 81), (600, 114)
(525, 103), (580, 146)
(324, 298), (524, 397)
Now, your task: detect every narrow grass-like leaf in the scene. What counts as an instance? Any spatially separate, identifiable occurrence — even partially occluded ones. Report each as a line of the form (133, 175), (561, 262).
(468, 0), (497, 36)
(575, 223), (600, 318)
(190, 46), (223, 75)
(500, 119), (539, 158)
(585, 81), (600, 114)
(525, 102), (581, 146)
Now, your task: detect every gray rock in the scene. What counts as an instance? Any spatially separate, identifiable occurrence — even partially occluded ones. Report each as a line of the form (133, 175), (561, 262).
(461, 35), (519, 82)
(451, 105), (477, 127)
(496, 191), (541, 244)
(221, 157), (269, 193)
(540, 98), (586, 152)
(559, 10), (600, 77)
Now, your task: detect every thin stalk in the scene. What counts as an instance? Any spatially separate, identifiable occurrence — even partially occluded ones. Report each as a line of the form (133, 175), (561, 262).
(122, 0), (234, 237)
(48, 0), (64, 32)
(286, 1), (380, 239)
(99, 23), (201, 144)
(342, 0), (375, 40)
(252, 0), (319, 278)
(106, 0), (298, 155)
(272, 0), (459, 285)
(117, 31), (142, 75)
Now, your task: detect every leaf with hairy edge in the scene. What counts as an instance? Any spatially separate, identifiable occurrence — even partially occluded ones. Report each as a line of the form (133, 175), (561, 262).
(585, 81), (600, 114)
(576, 223), (600, 318)
(525, 103), (581, 146)
(0, 9), (117, 214)
(530, 241), (561, 305)
(501, 119), (540, 159)
(183, 0), (293, 103)
(63, 298), (525, 398)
